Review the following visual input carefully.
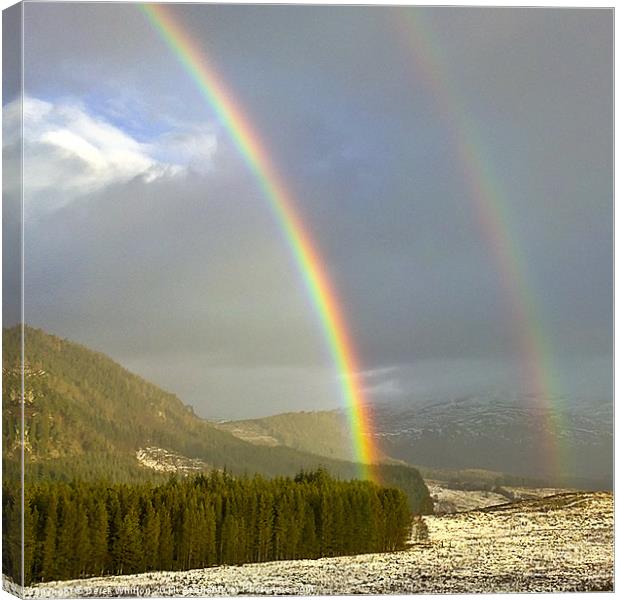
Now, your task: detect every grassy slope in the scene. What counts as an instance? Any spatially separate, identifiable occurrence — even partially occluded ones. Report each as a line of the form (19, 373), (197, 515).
(217, 410), (359, 462)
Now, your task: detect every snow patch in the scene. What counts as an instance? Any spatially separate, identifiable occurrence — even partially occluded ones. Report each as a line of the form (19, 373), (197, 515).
(136, 447), (208, 474)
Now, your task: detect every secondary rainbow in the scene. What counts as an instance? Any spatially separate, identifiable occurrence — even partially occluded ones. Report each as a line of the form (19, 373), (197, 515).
(141, 3), (380, 481)
(396, 10), (565, 476)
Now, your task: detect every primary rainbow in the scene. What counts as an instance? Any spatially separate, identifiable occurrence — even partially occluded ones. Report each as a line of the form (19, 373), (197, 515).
(396, 9), (565, 477)
(141, 4), (380, 481)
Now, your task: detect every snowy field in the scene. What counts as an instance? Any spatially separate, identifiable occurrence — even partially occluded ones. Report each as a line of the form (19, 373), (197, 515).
(426, 480), (574, 514)
(20, 491), (613, 596)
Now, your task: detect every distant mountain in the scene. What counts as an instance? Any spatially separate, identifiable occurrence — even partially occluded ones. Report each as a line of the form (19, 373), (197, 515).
(221, 393), (612, 489)
(2, 326), (432, 512)
(373, 393), (612, 488)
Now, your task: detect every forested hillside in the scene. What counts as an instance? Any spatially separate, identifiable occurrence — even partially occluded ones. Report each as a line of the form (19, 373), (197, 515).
(2, 326), (432, 513)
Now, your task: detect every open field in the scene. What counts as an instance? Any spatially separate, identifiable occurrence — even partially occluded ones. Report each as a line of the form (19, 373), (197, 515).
(18, 491), (612, 596)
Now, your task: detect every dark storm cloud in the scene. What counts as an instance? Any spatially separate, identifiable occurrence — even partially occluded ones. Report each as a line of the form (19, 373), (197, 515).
(11, 5), (612, 417)
(24, 160), (329, 367)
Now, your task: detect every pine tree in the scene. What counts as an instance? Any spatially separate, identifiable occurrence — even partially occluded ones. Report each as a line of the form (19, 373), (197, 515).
(255, 492), (273, 562)
(23, 502), (38, 586)
(203, 503), (217, 566)
(106, 492), (123, 574)
(40, 492), (58, 582)
(178, 499), (198, 570)
(157, 508), (174, 571)
(300, 501), (318, 558)
(55, 491), (78, 580)
(220, 513), (239, 564)
(6, 494), (23, 584)
(90, 498), (109, 576)
(114, 509), (143, 575)
(318, 492), (335, 557)
(141, 499), (160, 572)
(73, 507), (92, 576)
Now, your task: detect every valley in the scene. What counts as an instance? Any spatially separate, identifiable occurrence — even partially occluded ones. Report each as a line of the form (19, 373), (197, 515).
(3, 327), (613, 595)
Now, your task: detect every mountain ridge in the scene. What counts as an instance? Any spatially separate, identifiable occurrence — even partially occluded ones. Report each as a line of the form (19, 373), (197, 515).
(219, 393), (612, 489)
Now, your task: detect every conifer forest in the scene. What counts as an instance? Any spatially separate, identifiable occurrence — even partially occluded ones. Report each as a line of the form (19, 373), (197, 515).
(4, 470), (412, 585)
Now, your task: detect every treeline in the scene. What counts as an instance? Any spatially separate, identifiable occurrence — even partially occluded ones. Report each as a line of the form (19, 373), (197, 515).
(4, 470), (412, 585)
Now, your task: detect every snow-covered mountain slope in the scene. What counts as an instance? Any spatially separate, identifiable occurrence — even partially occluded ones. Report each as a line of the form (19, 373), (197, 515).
(373, 393), (612, 487)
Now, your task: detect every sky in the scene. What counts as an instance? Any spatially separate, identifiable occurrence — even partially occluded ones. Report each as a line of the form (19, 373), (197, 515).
(3, 4), (612, 419)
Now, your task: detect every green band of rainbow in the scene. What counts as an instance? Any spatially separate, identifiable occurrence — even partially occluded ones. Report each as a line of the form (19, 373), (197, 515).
(141, 3), (379, 481)
(397, 10), (565, 477)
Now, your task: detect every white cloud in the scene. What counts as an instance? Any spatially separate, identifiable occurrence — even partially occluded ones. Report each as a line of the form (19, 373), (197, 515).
(362, 378), (403, 397)
(340, 366), (403, 397)
(149, 128), (219, 175)
(347, 365), (400, 380)
(3, 96), (218, 214)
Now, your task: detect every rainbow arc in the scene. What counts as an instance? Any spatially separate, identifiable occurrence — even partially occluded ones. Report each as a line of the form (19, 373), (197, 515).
(396, 9), (564, 476)
(141, 3), (380, 481)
